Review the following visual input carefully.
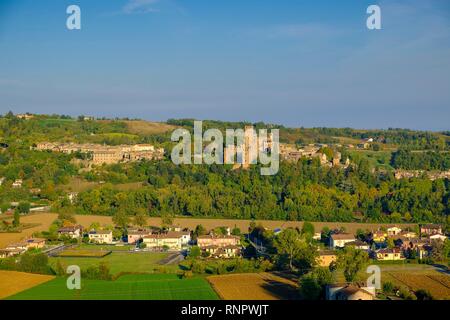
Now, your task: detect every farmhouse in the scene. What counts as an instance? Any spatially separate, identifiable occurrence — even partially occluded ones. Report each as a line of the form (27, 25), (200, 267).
(387, 226), (402, 236)
(0, 248), (24, 258)
(197, 234), (240, 248)
(398, 230), (417, 239)
(428, 234), (447, 242)
(127, 228), (151, 244)
(88, 230), (113, 244)
(420, 224), (442, 236)
(330, 233), (355, 248)
(375, 248), (404, 261)
(6, 242), (28, 251)
(317, 251), (337, 267)
(12, 179), (23, 188)
(203, 245), (241, 258)
(326, 284), (375, 300)
(371, 230), (387, 242)
(25, 238), (46, 249)
(58, 225), (83, 239)
(143, 231), (191, 250)
(344, 240), (370, 250)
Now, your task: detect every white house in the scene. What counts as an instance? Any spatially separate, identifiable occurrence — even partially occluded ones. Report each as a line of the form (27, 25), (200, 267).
(88, 230), (113, 244)
(429, 234), (447, 242)
(58, 225), (83, 239)
(387, 226), (402, 236)
(12, 179), (23, 188)
(330, 233), (356, 248)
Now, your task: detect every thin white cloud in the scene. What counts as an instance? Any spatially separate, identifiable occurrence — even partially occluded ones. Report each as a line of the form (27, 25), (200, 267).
(122, 0), (160, 14)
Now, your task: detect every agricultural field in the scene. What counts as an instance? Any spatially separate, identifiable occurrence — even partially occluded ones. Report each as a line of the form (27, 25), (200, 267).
(123, 120), (177, 136)
(0, 271), (55, 300)
(56, 249), (112, 258)
(6, 274), (218, 300)
(334, 263), (450, 300)
(207, 273), (299, 300)
(384, 271), (450, 300)
(49, 251), (178, 275)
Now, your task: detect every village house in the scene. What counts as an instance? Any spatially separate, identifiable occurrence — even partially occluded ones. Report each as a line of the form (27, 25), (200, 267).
(197, 234), (240, 248)
(12, 179), (23, 188)
(326, 284), (375, 300)
(344, 240), (370, 251)
(127, 228), (151, 244)
(6, 238), (46, 252)
(6, 242), (29, 251)
(0, 248), (24, 259)
(317, 251), (337, 267)
(16, 113), (34, 120)
(143, 231), (191, 250)
(88, 230), (113, 244)
(203, 245), (241, 258)
(58, 225), (83, 239)
(402, 238), (431, 259)
(312, 232), (321, 241)
(330, 233), (356, 248)
(387, 226), (402, 236)
(375, 248), (404, 261)
(25, 238), (46, 249)
(371, 230), (387, 243)
(420, 224), (443, 236)
(398, 230), (417, 239)
(428, 234), (447, 242)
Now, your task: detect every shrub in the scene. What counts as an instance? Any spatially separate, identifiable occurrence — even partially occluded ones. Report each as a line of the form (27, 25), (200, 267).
(415, 289), (434, 300)
(382, 281), (394, 294)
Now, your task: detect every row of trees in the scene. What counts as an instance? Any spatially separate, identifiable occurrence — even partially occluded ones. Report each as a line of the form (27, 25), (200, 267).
(391, 149), (450, 171)
(66, 159), (450, 225)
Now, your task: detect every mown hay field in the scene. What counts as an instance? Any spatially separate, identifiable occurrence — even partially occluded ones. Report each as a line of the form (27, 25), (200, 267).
(0, 212), (417, 249)
(207, 273), (299, 300)
(56, 250), (112, 258)
(7, 274), (218, 300)
(0, 271), (55, 299)
(123, 120), (177, 135)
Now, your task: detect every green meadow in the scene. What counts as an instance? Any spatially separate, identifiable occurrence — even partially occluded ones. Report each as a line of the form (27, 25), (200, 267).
(8, 274), (218, 300)
(49, 252), (179, 275)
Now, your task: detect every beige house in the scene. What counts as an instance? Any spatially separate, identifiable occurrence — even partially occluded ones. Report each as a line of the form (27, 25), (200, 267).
(88, 230), (113, 244)
(204, 245), (241, 258)
(387, 226), (402, 236)
(330, 233), (356, 248)
(25, 238), (46, 249)
(326, 284), (375, 300)
(317, 251), (337, 267)
(12, 179), (23, 188)
(375, 248), (404, 261)
(428, 234), (447, 242)
(372, 230), (387, 242)
(0, 248), (24, 258)
(143, 231), (191, 250)
(197, 234), (240, 248)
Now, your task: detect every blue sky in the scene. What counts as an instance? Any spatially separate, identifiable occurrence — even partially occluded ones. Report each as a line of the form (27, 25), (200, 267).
(0, 0), (449, 130)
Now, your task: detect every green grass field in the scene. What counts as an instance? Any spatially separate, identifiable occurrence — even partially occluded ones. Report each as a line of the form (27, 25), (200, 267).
(50, 252), (179, 275)
(7, 274), (218, 300)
